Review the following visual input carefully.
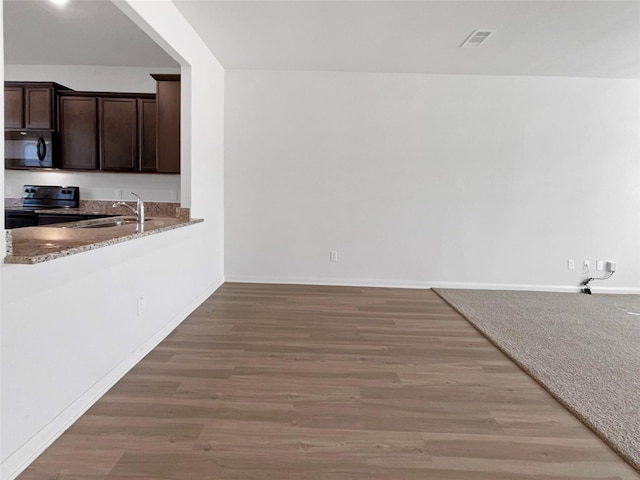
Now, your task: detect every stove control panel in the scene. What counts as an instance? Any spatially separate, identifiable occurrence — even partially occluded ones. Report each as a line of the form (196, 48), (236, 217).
(22, 185), (80, 209)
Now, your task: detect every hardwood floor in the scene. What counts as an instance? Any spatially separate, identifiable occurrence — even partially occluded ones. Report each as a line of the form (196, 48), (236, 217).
(18, 283), (639, 479)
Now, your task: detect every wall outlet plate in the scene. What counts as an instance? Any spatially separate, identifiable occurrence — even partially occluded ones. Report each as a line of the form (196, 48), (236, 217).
(137, 296), (145, 316)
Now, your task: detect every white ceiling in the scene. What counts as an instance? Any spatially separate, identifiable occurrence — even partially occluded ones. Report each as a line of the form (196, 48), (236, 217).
(174, 0), (640, 78)
(3, 0), (178, 67)
(3, 1), (640, 79)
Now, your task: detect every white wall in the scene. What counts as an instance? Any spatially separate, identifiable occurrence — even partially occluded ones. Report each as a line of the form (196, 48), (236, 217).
(0, 1), (225, 479)
(4, 64), (181, 202)
(225, 70), (640, 292)
(4, 64), (179, 93)
(5, 170), (179, 202)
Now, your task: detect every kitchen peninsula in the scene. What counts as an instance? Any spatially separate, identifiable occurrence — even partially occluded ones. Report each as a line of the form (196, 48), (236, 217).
(4, 185), (200, 264)
(5, 213), (202, 264)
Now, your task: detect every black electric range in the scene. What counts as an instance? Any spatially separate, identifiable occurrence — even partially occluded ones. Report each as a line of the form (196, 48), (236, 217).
(5, 185), (80, 229)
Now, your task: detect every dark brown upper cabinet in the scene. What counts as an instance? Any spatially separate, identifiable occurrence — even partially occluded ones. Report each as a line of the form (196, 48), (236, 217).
(138, 98), (157, 172)
(99, 97), (138, 171)
(58, 95), (99, 170)
(6, 79), (177, 175)
(5, 86), (24, 129)
(58, 91), (156, 172)
(4, 82), (69, 131)
(151, 74), (180, 174)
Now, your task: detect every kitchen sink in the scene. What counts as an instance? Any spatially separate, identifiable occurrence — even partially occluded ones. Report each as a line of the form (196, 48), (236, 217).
(75, 220), (138, 228)
(122, 217), (153, 221)
(67, 216), (155, 229)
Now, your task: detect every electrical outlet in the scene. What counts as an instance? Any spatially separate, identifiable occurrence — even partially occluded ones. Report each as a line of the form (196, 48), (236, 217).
(330, 250), (338, 262)
(596, 260), (604, 271)
(607, 261), (617, 272)
(137, 296), (145, 317)
(583, 260), (590, 273)
(567, 259), (575, 270)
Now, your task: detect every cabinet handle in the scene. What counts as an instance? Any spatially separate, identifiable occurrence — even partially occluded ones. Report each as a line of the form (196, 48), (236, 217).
(36, 137), (47, 162)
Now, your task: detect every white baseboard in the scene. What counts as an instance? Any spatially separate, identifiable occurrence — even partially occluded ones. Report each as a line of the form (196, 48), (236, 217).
(591, 286), (640, 294)
(1, 277), (224, 480)
(430, 281), (640, 294)
(226, 275), (434, 289)
(225, 275), (640, 295)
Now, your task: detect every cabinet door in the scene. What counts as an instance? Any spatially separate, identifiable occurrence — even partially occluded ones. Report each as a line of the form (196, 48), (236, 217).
(5, 86), (24, 129)
(25, 87), (53, 129)
(156, 78), (180, 173)
(99, 98), (138, 171)
(59, 96), (98, 170)
(138, 98), (157, 172)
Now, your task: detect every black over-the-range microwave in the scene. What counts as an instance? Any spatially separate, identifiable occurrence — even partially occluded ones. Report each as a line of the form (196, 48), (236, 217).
(5, 130), (57, 169)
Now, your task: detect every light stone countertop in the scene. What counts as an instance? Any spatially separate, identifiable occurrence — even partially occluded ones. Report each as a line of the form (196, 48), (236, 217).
(5, 216), (203, 264)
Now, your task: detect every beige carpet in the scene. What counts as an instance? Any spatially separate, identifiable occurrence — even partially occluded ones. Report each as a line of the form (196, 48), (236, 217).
(433, 288), (640, 472)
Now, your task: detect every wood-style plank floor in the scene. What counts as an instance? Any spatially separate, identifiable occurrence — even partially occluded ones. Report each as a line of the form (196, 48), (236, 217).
(18, 283), (640, 479)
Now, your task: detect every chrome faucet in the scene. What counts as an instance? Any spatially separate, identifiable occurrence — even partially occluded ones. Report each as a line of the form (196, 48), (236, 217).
(112, 192), (145, 224)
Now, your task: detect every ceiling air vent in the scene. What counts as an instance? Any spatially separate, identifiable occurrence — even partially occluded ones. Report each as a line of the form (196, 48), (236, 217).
(460, 29), (495, 48)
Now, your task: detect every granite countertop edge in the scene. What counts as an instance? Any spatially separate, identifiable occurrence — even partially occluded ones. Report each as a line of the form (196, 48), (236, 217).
(5, 218), (204, 265)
